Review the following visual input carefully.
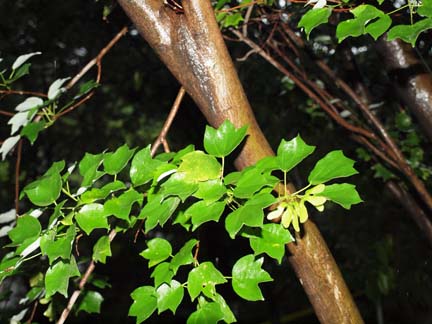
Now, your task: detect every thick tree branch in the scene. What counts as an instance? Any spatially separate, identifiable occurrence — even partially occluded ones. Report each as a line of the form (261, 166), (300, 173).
(117, 0), (363, 322)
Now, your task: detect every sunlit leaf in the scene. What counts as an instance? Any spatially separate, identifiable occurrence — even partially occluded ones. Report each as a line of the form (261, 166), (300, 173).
(104, 188), (142, 221)
(77, 290), (103, 314)
(130, 145), (164, 186)
(177, 151), (221, 182)
(151, 262), (174, 288)
(140, 196), (180, 233)
(187, 302), (224, 324)
(232, 255), (273, 301)
(387, 18), (432, 46)
(316, 183), (363, 209)
(140, 238), (172, 267)
(8, 215), (41, 245)
(245, 224), (293, 263)
(103, 144), (136, 175)
(170, 239), (198, 273)
(45, 257), (80, 298)
(276, 135), (316, 172)
(156, 280), (184, 314)
(75, 203), (109, 235)
(298, 8), (332, 39)
(93, 235), (112, 264)
(40, 225), (75, 264)
(128, 286), (157, 323)
(308, 150), (358, 184)
(204, 120), (248, 157)
(187, 262), (227, 300)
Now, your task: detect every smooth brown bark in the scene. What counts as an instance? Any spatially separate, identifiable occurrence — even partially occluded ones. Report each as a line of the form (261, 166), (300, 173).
(117, 0), (363, 322)
(377, 38), (432, 142)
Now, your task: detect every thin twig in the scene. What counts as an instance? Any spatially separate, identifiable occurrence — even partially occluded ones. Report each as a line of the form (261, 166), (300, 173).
(25, 300), (39, 324)
(232, 29), (377, 140)
(0, 89), (47, 98)
(242, 4), (255, 37)
(0, 110), (14, 116)
(15, 139), (23, 216)
(65, 27), (128, 90)
(151, 87), (186, 156)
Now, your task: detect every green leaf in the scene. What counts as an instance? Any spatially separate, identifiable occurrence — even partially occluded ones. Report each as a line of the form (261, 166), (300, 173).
(140, 238), (172, 267)
(372, 163), (396, 181)
(187, 302), (224, 324)
(104, 188), (143, 221)
(76, 80), (99, 97)
(336, 5), (391, 42)
(387, 18), (432, 47)
(187, 201), (226, 231)
(221, 13), (245, 28)
(93, 235), (112, 263)
(232, 255), (273, 301)
(79, 181), (126, 204)
(213, 293), (236, 323)
(75, 203), (109, 235)
(79, 152), (105, 187)
(8, 215), (41, 245)
(276, 135), (315, 172)
(225, 193), (276, 239)
(130, 145), (164, 186)
(187, 262), (227, 300)
(233, 168), (278, 199)
(308, 150), (358, 185)
(418, 0), (432, 17)
(45, 257), (80, 298)
(140, 196), (180, 233)
(193, 179), (227, 203)
(103, 144), (136, 175)
(170, 239), (198, 273)
(317, 183), (363, 209)
(156, 280), (184, 314)
(23, 166), (62, 206)
(77, 290), (103, 314)
(40, 225), (76, 264)
(129, 286), (157, 323)
(151, 262), (174, 288)
(203, 120), (248, 157)
(298, 8), (332, 40)
(20, 121), (45, 145)
(177, 151), (221, 182)
(9, 63), (31, 82)
(161, 173), (199, 201)
(246, 224), (293, 264)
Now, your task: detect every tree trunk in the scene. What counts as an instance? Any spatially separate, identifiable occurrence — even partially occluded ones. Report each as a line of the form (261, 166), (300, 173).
(117, 0), (364, 322)
(376, 38), (432, 142)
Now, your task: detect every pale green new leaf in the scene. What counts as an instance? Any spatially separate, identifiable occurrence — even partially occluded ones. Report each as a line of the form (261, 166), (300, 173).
(177, 151), (221, 182)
